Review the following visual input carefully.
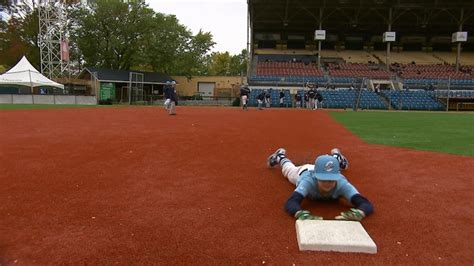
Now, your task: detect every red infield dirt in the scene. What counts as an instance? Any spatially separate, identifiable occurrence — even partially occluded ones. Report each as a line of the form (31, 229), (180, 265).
(1, 106), (473, 265)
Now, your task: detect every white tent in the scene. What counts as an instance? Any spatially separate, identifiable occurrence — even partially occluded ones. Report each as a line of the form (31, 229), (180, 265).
(0, 56), (64, 90)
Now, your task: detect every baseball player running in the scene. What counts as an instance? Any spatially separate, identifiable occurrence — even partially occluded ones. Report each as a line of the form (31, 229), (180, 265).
(267, 148), (374, 221)
(240, 84), (250, 110)
(164, 80), (177, 115)
(163, 81), (171, 110)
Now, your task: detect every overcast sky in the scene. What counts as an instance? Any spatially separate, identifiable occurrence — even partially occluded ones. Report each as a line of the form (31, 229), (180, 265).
(147, 0), (248, 55)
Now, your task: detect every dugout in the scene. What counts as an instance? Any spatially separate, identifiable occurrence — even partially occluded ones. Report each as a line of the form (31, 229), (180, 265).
(79, 68), (175, 104)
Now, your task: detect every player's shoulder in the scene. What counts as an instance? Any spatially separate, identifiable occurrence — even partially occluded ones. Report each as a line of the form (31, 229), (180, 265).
(301, 171), (319, 183)
(296, 174), (316, 194)
(335, 178), (358, 192)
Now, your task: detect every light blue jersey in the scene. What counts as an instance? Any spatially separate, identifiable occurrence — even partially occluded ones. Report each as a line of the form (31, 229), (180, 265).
(295, 170), (359, 201)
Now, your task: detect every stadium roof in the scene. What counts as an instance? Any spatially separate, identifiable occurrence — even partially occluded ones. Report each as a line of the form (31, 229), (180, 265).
(248, 0), (474, 37)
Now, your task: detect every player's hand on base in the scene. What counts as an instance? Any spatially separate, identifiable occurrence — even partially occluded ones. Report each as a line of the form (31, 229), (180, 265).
(295, 210), (323, 220)
(335, 208), (365, 221)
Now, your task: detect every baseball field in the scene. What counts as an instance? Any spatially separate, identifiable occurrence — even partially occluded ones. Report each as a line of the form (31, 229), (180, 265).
(1, 105), (473, 264)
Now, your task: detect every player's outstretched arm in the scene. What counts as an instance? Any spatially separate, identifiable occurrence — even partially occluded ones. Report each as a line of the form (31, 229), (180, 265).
(284, 191), (304, 216)
(335, 194), (374, 221)
(285, 191), (323, 220)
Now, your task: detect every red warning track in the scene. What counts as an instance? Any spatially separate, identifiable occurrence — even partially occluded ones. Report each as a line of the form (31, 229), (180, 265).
(1, 106), (473, 264)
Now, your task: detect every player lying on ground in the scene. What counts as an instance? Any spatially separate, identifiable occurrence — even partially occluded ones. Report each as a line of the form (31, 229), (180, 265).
(268, 148), (374, 221)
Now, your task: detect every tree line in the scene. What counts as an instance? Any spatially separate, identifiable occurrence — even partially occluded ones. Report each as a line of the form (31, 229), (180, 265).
(0, 0), (248, 77)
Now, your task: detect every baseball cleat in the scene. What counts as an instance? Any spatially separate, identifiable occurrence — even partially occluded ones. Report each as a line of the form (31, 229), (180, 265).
(331, 148), (349, 170)
(267, 148), (286, 167)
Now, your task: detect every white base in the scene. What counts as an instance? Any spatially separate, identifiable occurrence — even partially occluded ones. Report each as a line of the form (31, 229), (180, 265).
(295, 220), (377, 254)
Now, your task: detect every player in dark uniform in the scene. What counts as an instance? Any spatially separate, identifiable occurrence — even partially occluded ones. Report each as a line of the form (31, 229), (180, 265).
(240, 85), (250, 110)
(304, 92), (309, 109)
(308, 87), (316, 110)
(257, 91), (265, 110)
(279, 90), (285, 107)
(316, 91), (323, 109)
(267, 147), (373, 221)
(264, 89), (271, 108)
(295, 92), (302, 108)
(164, 81), (177, 115)
(163, 81), (171, 110)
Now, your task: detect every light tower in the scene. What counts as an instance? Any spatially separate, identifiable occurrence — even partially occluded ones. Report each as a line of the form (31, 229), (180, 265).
(38, 0), (70, 79)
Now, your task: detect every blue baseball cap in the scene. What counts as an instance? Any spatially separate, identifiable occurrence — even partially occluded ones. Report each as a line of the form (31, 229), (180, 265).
(313, 155), (344, 181)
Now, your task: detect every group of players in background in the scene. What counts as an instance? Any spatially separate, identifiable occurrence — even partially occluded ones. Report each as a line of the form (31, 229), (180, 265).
(240, 82), (323, 110)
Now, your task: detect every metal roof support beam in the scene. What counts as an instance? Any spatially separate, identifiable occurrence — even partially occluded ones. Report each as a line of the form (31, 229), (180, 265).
(386, 7), (392, 72)
(283, 0), (289, 26)
(455, 8), (464, 72)
(247, 1), (252, 79)
(318, 8), (323, 68)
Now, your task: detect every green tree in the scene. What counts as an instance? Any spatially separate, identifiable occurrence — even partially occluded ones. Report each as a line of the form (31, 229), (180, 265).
(139, 13), (193, 74)
(206, 49), (248, 76)
(69, 0), (215, 76)
(179, 30), (216, 76)
(69, 0), (155, 70)
(1, 0), (227, 77)
(0, 3), (39, 69)
(207, 52), (232, 76)
(140, 14), (215, 77)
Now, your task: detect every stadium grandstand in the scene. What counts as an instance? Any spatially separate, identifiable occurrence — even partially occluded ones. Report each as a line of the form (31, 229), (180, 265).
(246, 0), (474, 111)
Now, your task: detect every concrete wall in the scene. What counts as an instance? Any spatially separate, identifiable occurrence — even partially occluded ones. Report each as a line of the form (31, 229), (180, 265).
(0, 94), (97, 105)
(13, 95), (34, 104)
(0, 95), (13, 104)
(33, 95), (55, 104)
(76, 96), (98, 105)
(55, 95), (77, 104)
(171, 76), (246, 97)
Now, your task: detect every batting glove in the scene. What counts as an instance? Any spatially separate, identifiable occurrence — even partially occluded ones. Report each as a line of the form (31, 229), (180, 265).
(335, 208), (365, 221)
(295, 210), (323, 220)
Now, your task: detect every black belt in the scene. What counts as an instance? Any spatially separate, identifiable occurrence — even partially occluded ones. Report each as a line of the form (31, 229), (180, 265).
(299, 169), (308, 176)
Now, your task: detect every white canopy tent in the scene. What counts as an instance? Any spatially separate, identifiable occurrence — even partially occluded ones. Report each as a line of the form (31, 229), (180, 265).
(0, 56), (64, 91)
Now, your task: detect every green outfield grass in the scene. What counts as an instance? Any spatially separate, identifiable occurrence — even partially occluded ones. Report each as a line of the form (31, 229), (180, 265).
(0, 104), (121, 110)
(329, 111), (474, 156)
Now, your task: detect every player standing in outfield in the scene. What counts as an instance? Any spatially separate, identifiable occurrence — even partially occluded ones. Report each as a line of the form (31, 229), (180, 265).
(265, 89), (271, 108)
(257, 91), (265, 110)
(315, 90), (323, 109)
(304, 91), (309, 109)
(308, 86), (316, 110)
(267, 148), (374, 221)
(240, 84), (250, 110)
(163, 81), (171, 110)
(279, 90), (285, 107)
(164, 81), (178, 115)
(295, 92), (302, 108)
